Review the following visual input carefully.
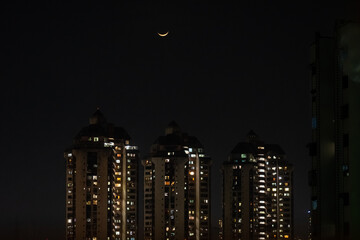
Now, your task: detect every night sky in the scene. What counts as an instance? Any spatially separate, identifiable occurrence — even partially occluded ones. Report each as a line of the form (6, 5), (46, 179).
(0, 1), (356, 239)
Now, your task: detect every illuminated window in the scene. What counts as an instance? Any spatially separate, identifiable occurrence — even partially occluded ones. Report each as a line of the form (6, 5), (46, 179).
(94, 137), (99, 142)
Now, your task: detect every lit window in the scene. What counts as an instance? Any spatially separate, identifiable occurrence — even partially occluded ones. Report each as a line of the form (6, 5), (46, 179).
(94, 137), (99, 142)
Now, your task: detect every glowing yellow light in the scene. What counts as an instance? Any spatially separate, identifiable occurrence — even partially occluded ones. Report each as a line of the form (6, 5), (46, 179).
(158, 31), (169, 37)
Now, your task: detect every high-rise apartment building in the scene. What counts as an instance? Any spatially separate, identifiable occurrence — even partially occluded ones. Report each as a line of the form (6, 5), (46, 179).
(222, 131), (293, 240)
(308, 21), (360, 240)
(143, 122), (212, 240)
(64, 110), (139, 240)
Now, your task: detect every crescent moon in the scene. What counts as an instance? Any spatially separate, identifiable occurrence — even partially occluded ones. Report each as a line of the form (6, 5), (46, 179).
(158, 31), (169, 37)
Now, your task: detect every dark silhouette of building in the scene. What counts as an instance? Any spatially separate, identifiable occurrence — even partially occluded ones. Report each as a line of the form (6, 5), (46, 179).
(222, 131), (293, 240)
(308, 21), (360, 240)
(64, 110), (139, 240)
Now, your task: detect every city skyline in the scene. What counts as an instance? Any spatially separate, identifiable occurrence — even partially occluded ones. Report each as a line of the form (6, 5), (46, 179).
(1, 1), (358, 239)
(65, 110), (294, 240)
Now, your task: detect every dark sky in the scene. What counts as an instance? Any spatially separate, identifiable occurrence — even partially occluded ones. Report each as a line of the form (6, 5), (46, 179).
(0, 0), (354, 239)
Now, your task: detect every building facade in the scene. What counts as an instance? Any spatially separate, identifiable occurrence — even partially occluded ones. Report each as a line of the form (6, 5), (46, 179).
(65, 110), (139, 240)
(143, 122), (212, 240)
(308, 21), (360, 240)
(222, 131), (293, 240)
